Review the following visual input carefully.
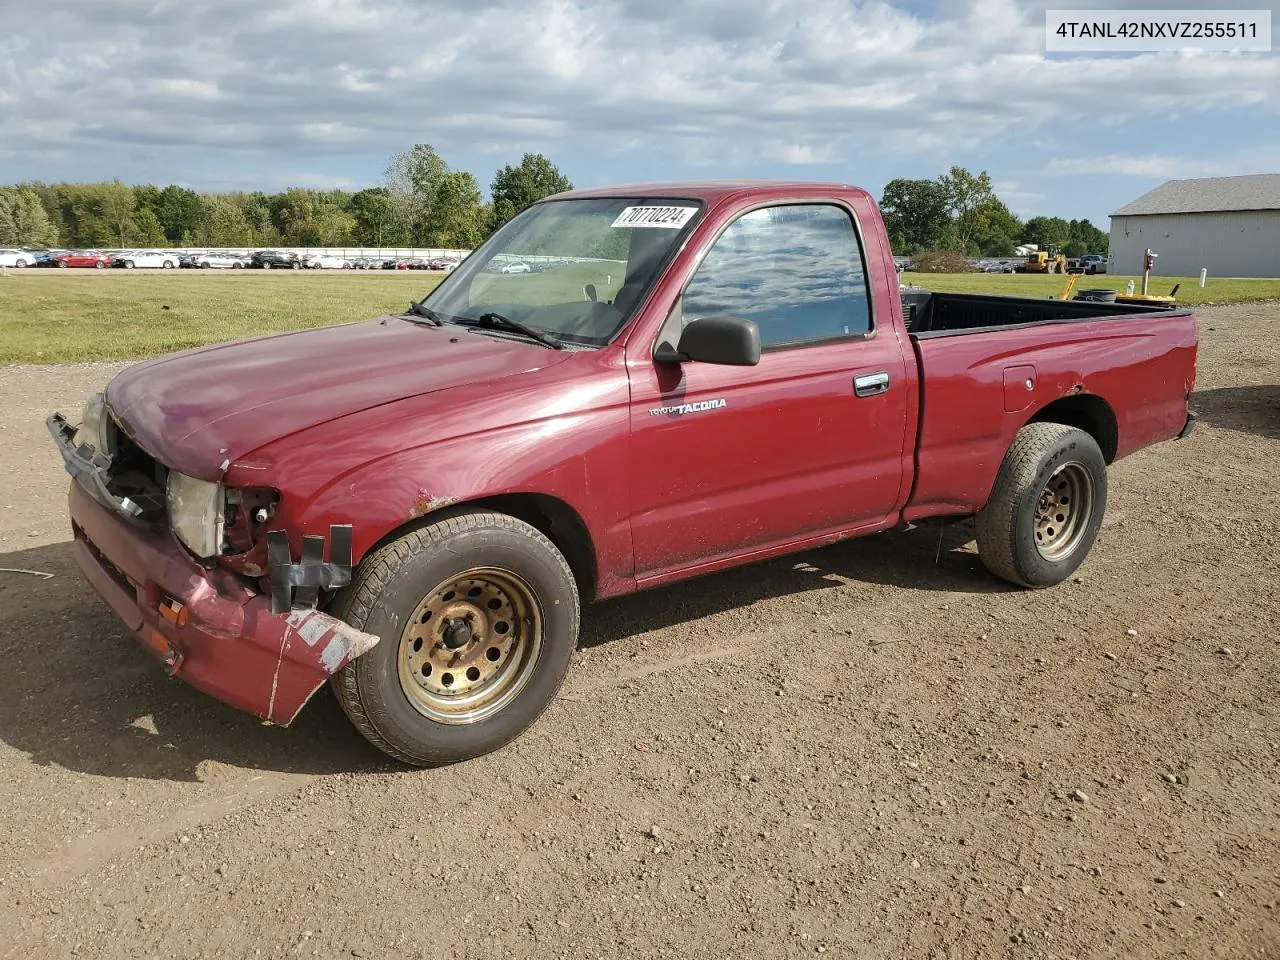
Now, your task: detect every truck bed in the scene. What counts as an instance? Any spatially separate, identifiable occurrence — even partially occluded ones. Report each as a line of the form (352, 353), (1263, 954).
(899, 292), (1199, 524)
(900, 290), (1178, 337)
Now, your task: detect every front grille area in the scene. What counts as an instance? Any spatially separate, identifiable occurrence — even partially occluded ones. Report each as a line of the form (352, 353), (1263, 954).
(74, 522), (136, 598)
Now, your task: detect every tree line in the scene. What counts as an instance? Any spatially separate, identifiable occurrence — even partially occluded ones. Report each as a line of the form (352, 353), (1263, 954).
(880, 167), (1109, 258)
(2, 152), (1109, 259)
(0, 145), (572, 250)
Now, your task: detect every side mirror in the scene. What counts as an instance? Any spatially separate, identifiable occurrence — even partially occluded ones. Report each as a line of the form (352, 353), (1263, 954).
(657, 315), (761, 366)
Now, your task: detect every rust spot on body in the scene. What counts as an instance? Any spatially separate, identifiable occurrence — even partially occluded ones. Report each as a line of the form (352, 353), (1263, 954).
(409, 488), (458, 519)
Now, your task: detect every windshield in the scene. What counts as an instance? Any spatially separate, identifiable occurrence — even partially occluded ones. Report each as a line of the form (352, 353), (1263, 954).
(422, 197), (703, 347)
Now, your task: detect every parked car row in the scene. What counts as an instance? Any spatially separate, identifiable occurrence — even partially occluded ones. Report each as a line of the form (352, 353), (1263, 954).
(1, 248), (467, 271)
(892, 254), (1109, 275)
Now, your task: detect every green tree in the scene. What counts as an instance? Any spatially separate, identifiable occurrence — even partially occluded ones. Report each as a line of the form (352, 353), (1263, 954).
(940, 167), (996, 253)
(960, 198), (1023, 256)
(385, 144), (449, 243)
(130, 207), (168, 246)
(351, 188), (407, 247)
(98, 181), (139, 247)
(424, 171), (485, 248)
(879, 178), (951, 253)
(199, 195), (255, 246)
(489, 153), (572, 233)
(1022, 215), (1071, 251)
(136, 184), (205, 244)
(0, 187), (60, 246)
(1064, 218), (1108, 257)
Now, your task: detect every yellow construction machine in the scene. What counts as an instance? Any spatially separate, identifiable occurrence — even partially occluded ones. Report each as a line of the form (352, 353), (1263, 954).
(1016, 244), (1068, 274)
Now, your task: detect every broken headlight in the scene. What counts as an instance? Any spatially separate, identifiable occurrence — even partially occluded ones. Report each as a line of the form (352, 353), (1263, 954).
(166, 471), (225, 562)
(73, 392), (117, 460)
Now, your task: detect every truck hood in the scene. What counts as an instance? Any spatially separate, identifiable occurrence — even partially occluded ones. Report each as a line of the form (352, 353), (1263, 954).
(106, 318), (572, 480)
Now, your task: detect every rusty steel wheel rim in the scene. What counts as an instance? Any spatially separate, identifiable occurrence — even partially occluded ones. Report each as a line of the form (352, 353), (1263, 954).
(1034, 462), (1095, 562)
(398, 567), (543, 725)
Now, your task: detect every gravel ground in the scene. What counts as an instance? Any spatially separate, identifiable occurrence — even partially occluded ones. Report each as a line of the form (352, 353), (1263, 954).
(0, 304), (1276, 960)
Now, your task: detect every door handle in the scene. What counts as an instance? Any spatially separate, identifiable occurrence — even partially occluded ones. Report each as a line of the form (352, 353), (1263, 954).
(853, 372), (890, 397)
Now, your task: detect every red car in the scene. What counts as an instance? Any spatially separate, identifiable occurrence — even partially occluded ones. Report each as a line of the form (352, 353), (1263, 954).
(49, 180), (1198, 765)
(57, 250), (113, 268)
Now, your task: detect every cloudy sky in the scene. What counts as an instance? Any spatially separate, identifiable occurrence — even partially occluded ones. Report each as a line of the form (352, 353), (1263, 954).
(2, 0), (1277, 225)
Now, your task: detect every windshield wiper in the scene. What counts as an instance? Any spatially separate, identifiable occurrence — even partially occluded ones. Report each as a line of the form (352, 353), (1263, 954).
(403, 300), (444, 326)
(465, 312), (565, 350)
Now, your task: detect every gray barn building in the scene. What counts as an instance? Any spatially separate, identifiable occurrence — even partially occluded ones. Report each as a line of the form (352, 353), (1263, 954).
(1108, 174), (1280, 278)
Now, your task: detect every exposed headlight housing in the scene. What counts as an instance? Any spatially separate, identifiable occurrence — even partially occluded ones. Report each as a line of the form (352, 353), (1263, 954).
(166, 472), (225, 562)
(73, 392), (116, 460)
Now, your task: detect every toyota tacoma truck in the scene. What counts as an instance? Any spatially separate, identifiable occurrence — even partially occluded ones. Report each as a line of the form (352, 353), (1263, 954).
(50, 181), (1199, 766)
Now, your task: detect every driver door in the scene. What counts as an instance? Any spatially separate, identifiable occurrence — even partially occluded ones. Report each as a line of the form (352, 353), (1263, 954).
(626, 202), (910, 581)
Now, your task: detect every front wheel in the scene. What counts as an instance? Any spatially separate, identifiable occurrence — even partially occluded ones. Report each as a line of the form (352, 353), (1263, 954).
(331, 511), (580, 766)
(975, 423), (1108, 588)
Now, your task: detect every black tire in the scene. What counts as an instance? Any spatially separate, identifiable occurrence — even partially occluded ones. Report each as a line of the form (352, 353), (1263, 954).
(123, 261), (135, 269)
(331, 510), (580, 766)
(975, 423), (1108, 588)
(292, 261), (301, 269)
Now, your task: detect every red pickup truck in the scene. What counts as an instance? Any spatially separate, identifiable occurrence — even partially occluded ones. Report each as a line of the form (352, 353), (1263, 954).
(50, 181), (1198, 765)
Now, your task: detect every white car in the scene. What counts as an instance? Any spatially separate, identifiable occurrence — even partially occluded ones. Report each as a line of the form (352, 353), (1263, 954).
(304, 254), (351, 269)
(197, 253), (246, 269)
(113, 250), (179, 269)
(499, 261), (531, 274)
(0, 249), (36, 267)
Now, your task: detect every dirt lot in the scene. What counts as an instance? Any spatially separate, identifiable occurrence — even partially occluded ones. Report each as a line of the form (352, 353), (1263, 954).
(0, 304), (1276, 960)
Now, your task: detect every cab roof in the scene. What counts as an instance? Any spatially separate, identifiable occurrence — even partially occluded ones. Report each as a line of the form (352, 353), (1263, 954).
(544, 180), (873, 205)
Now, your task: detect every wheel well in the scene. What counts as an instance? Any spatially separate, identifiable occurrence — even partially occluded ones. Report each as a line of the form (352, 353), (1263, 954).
(361, 494), (599, 602)
(1028, 394), (1118, 463)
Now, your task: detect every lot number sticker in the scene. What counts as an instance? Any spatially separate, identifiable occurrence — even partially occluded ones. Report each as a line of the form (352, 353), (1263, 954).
(611, 206), (699, 229)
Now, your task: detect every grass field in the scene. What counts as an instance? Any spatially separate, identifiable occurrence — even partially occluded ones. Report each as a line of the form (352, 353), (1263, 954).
(0, 271), (445, 364)
(2, 268), (1277, 364)
(901, 271), (1280, 307)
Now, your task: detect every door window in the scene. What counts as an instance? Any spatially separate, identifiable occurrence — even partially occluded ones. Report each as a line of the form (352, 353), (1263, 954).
(679, 204), (872, 348)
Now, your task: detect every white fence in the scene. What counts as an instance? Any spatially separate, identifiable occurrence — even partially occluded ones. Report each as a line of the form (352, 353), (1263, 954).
(159, 247), (474, 260)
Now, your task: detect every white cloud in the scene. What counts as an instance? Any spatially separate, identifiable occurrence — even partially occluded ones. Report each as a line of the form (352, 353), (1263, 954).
(1, 0), (1277, 186)
(1047, 148), (1280, 180)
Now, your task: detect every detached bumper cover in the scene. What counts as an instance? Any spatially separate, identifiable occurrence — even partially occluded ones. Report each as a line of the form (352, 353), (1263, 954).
(66, 478), (379, 725)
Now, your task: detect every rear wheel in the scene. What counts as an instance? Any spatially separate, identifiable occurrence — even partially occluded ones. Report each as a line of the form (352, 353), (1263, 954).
(331, 511), (580, 766)
(95, 261), (106, 269)
(123, 261), (135, 269)
(975, 423), (1107, 588)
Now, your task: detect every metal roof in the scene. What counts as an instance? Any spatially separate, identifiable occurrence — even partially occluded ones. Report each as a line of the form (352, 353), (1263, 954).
(1111, 174), (1280, 216)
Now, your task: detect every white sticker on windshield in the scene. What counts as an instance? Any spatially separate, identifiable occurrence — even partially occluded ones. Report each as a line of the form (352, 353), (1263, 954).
(611, 206), (698, 229)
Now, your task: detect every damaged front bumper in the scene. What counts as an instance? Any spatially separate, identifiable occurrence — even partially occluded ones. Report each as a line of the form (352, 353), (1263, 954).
(66, 477), (379, 725)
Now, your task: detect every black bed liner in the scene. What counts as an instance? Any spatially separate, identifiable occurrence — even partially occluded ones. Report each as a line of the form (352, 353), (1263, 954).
(901, 290), (1186, 339)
